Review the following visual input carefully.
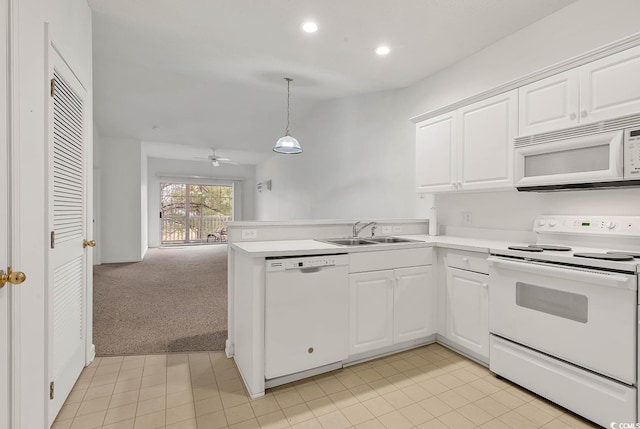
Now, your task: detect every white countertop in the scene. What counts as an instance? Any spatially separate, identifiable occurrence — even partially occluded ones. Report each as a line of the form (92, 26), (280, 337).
(230, 234), (519, 258)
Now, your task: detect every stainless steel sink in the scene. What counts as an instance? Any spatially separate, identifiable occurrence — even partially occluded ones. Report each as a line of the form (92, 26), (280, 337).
(318, 236), (421, 246)
(321, 238), (377, 246)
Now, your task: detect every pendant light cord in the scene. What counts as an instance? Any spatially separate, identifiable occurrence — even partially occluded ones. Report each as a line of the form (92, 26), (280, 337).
(285, 77), (292, 135)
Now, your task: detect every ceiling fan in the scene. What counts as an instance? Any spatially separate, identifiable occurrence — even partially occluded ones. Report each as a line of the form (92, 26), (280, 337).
(194, 148), (240, 167)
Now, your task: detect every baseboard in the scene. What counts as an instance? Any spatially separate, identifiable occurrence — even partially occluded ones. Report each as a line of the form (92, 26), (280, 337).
(87, 344), (96, 366)
(343, 335), (437, 367)
(99, 256), (143, 264)
(225, 339), (234, 358)
(436, 334), (489, 367)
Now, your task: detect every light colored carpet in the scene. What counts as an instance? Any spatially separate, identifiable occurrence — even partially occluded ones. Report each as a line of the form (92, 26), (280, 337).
(93, 245), (228, 355)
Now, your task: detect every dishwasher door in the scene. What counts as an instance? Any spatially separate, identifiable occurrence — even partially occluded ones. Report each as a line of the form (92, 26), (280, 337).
(265, 254), (349, 380)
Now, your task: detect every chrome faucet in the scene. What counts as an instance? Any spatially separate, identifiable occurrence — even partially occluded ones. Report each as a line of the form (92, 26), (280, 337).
(353, 221), (377, 238)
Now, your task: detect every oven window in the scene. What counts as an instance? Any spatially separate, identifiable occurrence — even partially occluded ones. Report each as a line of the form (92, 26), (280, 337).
(524, 144), (609, 177)
(516, 282), (588, 323)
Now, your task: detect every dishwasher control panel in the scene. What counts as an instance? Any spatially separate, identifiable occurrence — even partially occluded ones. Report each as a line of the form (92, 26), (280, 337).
(266, 254), (349, 271)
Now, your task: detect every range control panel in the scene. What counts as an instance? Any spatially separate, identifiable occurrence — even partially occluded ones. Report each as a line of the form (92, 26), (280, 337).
(534, 216), (640, 237)
(266, 254), (349, 272)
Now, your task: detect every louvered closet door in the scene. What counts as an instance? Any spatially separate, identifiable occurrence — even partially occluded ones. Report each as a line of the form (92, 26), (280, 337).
(48, 47), (89, 425)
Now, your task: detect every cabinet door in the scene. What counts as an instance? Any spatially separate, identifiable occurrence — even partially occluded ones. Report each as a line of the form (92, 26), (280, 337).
(393, 266), (434, 343)
(458, 90), (518, 191)
(415, 111), (457, 192)
(445, 267), (489, 360)
(580, 45), (640, 123)
(518, 69), (580, 136)
(349, 271), (394, 356)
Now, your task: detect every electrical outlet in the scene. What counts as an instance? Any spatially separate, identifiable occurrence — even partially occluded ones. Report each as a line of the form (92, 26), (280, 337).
(462, 211), (472, 226)
(381, 226), (393, 234)
(392, 226), (402, 233)
(241, 229), (258, 239)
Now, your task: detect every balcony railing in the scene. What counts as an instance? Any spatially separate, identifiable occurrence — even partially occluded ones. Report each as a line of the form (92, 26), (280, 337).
(162, 215), (230, 243)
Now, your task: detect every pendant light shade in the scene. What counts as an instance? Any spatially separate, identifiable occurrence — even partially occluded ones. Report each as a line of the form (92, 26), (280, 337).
(274, 77), (302, 154)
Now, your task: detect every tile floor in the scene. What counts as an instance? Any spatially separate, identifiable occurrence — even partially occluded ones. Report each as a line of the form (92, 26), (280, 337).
(52, 343), (600, 429)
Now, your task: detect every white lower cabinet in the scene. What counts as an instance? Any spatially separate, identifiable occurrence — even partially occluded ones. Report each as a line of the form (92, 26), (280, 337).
(349, 265), (434, 356)
(445, 266), (489, 360)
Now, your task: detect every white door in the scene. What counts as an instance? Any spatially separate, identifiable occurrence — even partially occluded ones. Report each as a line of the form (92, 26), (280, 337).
(518, 69), (580, 136)
(0, 0), (9, 425)
(458, 90), (518, 191)
(349, 270), (394, 355)
(393, 266), (434, 343)
(415, 111), (458, 192)
(47, 46), (90, 424)
(446, 267), (489, 360)
(580, 44), (640, 123)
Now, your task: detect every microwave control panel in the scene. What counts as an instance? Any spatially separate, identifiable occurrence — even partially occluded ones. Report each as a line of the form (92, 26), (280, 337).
(624, 128), (640, 178)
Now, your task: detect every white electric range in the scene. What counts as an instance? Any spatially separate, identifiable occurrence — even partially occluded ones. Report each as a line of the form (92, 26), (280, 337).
(488, 215), (640, 427)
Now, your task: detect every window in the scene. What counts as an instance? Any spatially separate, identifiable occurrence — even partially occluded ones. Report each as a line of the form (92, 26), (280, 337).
(160, 183), (233, 243)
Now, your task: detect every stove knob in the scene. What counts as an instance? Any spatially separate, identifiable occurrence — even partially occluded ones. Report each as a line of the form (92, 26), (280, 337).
(548, 220), (557, 227)
(538, 219), (546, 226)
(606, 221), (616, 230)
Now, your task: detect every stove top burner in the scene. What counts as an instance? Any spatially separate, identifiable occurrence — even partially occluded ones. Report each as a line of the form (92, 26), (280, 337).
(508, 245), (543, 252)
(573, 252), (635, 261)
(606, 251), (640, 259)
(529, 244), (572, 251)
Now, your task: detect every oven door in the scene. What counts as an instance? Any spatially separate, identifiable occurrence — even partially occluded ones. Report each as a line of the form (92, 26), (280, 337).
(489, 256), (637, 384)
(514, 130), (624, 188)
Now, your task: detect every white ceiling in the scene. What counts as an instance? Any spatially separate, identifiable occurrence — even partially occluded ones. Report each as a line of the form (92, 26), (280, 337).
(90, 0), (576, 161)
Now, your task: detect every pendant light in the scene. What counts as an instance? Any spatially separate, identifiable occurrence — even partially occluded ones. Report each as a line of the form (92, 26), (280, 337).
(273, 77), (302, 154)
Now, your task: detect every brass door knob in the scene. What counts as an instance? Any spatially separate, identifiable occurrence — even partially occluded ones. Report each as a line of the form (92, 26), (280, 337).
(0, 267), (26, 288)
(83, 240), (96, 248)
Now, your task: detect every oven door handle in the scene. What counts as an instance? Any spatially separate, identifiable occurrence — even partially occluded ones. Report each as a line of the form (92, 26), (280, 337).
(488, 257), (636, 290)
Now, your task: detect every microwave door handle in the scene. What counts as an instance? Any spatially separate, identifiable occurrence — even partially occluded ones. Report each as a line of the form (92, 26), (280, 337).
(610, 130), (624, 176)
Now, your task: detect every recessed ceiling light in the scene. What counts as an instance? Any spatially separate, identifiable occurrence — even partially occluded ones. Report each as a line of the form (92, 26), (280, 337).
(301, 22), (318, 33)
(376, 46), (390, 55)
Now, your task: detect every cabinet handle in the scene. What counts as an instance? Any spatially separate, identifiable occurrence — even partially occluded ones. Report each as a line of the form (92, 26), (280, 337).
(569, 112), (577, 120)
(580, 110), (587, 118)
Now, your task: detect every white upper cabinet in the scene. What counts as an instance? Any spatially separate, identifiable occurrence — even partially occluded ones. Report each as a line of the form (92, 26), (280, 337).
(415, 111), (457, 192)
(458, 91), (518, 191)
(519, 45), (640, 136)
(415, 90), (517, 193)
(580, 45), (640, 123)
(519, 69), (580, 135)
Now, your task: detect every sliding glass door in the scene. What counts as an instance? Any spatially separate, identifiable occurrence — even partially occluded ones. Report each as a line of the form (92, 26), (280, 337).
(160, 183), (233, 244)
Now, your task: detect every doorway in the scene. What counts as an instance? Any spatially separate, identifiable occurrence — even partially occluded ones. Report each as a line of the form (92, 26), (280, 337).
(160, 182), (232, 244)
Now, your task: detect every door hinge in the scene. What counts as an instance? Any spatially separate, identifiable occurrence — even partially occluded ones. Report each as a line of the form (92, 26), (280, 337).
(50, 231), (55, 249)
(50, 381), (54, 400)
(50, 78), (55, 97)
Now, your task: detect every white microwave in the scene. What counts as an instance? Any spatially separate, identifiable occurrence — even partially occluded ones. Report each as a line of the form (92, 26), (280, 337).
(515, 122), (640, 191)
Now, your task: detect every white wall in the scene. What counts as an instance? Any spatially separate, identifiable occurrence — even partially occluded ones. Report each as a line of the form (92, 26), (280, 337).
(256, 90), (425, 220)
(147, 157), (256, 248)
(96, 136), (143, 263)
(256, 0), (640, 228)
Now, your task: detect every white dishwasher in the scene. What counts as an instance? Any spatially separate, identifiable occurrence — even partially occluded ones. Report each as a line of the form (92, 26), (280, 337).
(265, 254), (349, 380)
